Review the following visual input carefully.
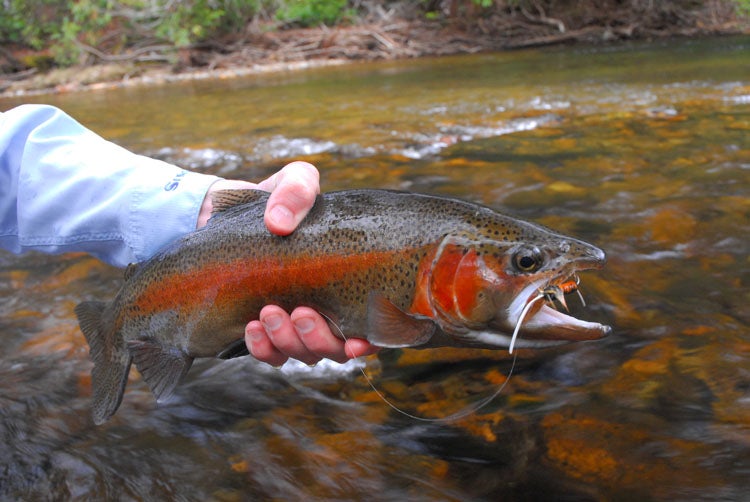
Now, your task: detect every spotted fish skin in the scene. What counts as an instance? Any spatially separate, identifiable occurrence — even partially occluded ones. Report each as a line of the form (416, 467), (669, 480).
(75, 189), (609, 424)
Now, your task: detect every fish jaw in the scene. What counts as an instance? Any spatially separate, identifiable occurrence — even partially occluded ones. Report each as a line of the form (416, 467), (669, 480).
(521, 304), (611, 341)
(461, 308), (611, 350)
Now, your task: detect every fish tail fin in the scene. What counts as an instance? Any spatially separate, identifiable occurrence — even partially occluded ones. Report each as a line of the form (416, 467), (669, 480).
(75, 301), (132, 425)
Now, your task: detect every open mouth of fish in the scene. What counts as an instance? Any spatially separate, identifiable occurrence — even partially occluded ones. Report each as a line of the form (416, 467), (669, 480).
(505, 274), (612, 353)
(469, 273), (610, 353)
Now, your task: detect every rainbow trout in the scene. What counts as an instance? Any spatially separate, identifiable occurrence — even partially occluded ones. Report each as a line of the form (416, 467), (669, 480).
(76, 189), (610, 424)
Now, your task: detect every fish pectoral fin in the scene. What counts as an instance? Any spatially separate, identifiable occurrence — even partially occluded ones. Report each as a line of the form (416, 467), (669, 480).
(366, 292), (436, 348)
(127, 339), (194, 402)
(216, 338), (249, 359)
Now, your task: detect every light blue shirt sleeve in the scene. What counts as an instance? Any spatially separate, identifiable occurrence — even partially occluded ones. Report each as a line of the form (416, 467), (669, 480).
(0, 104), (221, 267)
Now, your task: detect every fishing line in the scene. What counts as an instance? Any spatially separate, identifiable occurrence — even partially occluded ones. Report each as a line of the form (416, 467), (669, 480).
(320, 312), (519, 423)
(509, 293), (545, 354)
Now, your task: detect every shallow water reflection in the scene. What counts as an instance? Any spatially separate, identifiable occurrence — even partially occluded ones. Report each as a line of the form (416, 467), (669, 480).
(1, 37), (749, 500)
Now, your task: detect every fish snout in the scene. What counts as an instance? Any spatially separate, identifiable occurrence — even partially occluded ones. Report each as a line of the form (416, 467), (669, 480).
(565, 239), (607, 270)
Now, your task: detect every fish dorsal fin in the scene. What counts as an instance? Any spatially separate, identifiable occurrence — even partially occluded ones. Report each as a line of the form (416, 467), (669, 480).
(211, 189), (268, 218)
(124, 263), (140, 281)
(366, 292), (436, 348)
(127, 339), (194, 402)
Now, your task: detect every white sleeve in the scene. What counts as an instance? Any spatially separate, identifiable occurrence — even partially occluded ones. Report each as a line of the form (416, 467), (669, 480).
(0, 104), (220, 267)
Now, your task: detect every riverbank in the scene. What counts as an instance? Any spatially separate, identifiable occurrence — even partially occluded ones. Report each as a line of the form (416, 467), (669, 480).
(1, 4), (747, 99)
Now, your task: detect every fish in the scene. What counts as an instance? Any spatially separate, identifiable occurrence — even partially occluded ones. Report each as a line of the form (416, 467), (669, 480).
(75, 189), (610, 424)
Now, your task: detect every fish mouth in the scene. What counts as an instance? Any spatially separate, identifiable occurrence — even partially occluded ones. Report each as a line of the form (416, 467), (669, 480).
(462, 274), (611, 352)
(505, 274), (611, 352)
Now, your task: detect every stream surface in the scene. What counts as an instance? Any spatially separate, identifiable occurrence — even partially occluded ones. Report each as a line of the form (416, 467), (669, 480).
(1, 36), (749, 500)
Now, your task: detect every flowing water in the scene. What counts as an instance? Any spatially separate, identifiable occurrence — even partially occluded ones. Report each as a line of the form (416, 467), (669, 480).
(1, 37), (749, 500)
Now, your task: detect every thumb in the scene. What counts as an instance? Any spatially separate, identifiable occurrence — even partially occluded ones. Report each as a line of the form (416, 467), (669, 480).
(259, 162), (320, 235)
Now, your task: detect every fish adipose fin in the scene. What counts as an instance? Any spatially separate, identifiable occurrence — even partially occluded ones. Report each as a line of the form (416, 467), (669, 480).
(128, 339), (194, 402)
(75, 301), (132, 425)
(366, 292), (436, 347)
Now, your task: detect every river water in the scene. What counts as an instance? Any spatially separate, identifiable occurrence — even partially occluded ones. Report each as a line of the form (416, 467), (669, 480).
(1, 37), (748, 500)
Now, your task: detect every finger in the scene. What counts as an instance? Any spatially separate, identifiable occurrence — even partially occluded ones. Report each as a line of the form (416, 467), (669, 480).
(257, 162), (320, 235)
(344, 338), (380, 359)
(260, 305), (321, 365)
(245, 320), (288, 367)
(290, 307), (349, 363)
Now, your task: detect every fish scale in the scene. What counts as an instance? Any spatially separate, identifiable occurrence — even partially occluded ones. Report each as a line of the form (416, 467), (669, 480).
(75, 189), (610, 424)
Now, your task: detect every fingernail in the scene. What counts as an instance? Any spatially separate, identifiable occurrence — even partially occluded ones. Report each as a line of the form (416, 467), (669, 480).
(269, 204), (294, 229)
(293, 317), (315, 335)
(248, 329), (264, 343)
(262, 314), (282, 332)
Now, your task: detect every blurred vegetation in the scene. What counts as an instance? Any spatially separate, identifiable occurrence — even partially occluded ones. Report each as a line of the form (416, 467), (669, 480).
(0, 0), (274, 66)
(0, 0), (747, 68)
(276, 0), (355, 26)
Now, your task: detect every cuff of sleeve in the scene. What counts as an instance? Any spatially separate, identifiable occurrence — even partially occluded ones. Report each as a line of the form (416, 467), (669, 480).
(129, 159), (220, 262)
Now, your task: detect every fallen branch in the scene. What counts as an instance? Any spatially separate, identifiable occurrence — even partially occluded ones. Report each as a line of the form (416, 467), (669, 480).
(504, 27), (603, 49)
(76, 41), (175, 63)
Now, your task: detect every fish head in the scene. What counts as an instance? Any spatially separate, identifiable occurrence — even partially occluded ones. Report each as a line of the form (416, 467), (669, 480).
(412, 218), (610, 351)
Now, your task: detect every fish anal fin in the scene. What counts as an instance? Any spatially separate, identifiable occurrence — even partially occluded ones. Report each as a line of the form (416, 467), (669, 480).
(127, 339), (193, 402)
(216, 338), (249, 359)
(211, 189), (268, 218)
(366, 292), (436, 348)
(75, 301), (131, 425)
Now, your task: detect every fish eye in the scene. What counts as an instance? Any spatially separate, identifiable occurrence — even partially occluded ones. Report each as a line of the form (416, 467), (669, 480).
(512, 247), (543, 273)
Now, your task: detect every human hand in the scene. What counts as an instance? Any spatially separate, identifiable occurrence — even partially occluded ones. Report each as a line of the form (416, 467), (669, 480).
(198, 161), (378, 366)
(197, 160), (320, 233)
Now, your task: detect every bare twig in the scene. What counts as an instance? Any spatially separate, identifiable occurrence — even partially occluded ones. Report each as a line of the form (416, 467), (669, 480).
(521, 2), (566, 33)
